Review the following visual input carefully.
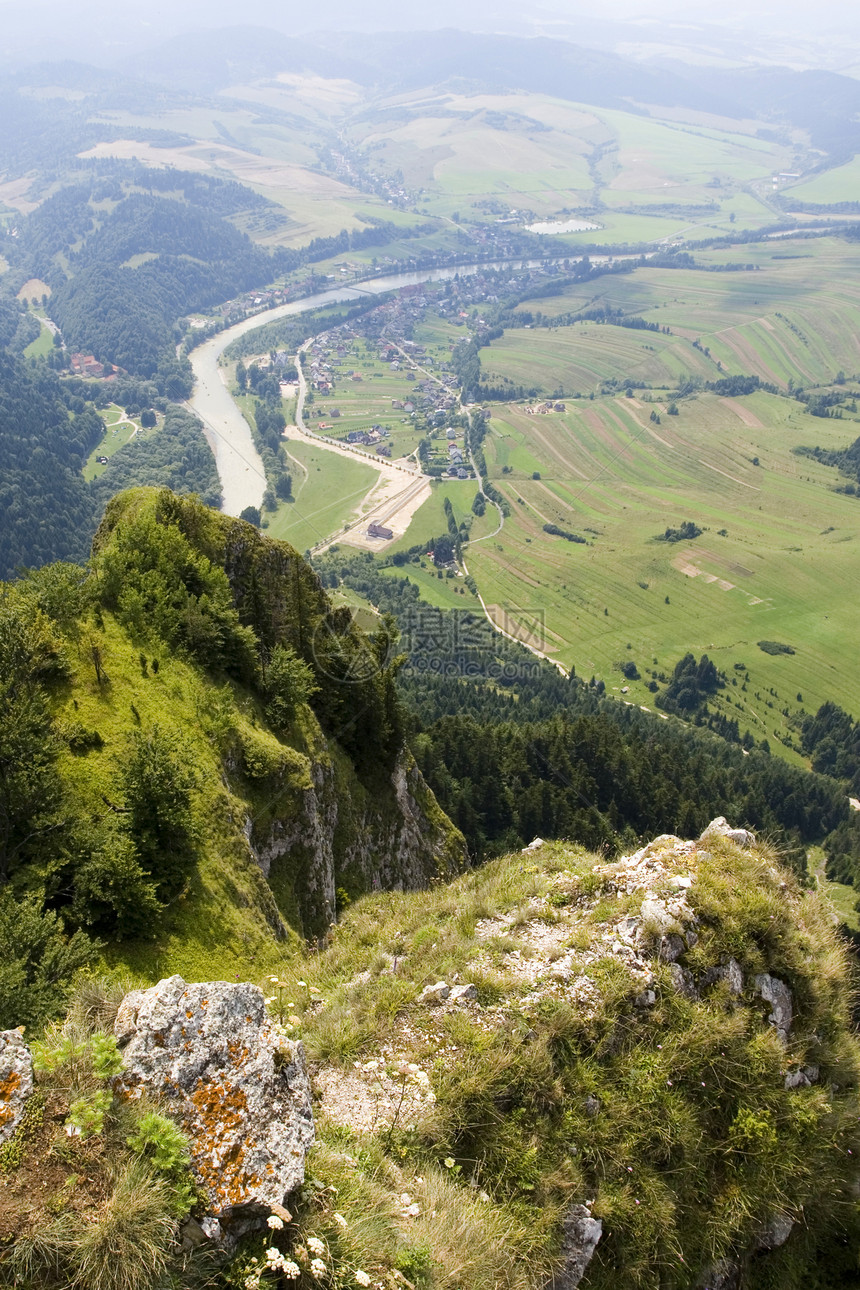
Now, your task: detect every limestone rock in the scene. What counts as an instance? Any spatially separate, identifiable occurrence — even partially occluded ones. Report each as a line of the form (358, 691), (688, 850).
(754, 973), (793, 1045)
(756, 1214), (794, 1250)
(701, 817), (755, 849)
(114, 976), (313, 1221)
(551, 1204), (602, 1288)
(697, 1258), (740, 1290)
(449, 983), (478, 1004)
(668, 963), (698, 1000)
(418, 981), (450, 1005)
(784, 1065), (819, 1090)
(0, 1030), (33, 1145)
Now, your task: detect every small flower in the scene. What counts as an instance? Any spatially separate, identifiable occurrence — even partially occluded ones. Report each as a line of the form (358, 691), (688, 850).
(265, 1247), (282, 1266)
(288, 1014), (302, 1026)
(269, 975), (279, 983)
(283, 1261), (301, 1280)
(405, 1203), (420, 1217)
(333, 1212), (348, 1228)
(265, 996), (276, 1004)
(400, 1193), (412, 1206)
(307, 1237), (326, 1256)
(310, 1257), (327, 1277)
(443, 1157), (455, 1168)
(298, 979), (308, 987)
(355, 1272), (372, 1287)
(478, 1190), (490, 1203)
(267, 1214), (284, 1230)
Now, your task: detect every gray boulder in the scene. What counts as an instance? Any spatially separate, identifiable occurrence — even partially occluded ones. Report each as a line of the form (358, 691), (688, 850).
(449, 983), (478, 1004)
(754, 973), (793, 1045)
(0, 1030), (33, 1144)
(114, 976), (313, 1222)
(701, 817), (755, 848)
(698, 1259), (740, 1290)
(418, 981), (451, 1005)
(550, 1203), (603, 1288)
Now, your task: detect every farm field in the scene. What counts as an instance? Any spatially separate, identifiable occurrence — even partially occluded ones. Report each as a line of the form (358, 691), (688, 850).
(83, 404), (150, 480)
(483, 237), (860, 394)
(784, 157), (860, 206)
(264, 437), (378, 554)
(384, 478), (480, 554)
(459, 388), (860, 754)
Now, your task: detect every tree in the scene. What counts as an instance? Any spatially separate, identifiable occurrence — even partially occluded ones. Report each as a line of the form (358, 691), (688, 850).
(263, 645), (319, 728)
(0, 890), (98, 1031)
(140, 408), (157, 429)
(240, 506), (261, 527)
(120, 726), (197, 899)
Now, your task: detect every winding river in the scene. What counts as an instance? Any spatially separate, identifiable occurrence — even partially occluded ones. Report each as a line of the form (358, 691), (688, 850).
(188, 259), (573, 516)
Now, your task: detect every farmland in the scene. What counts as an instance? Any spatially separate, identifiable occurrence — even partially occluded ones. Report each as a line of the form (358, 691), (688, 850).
(263, 437), (378, 554)
(462, 387), (860, 756)
(482, 238), (860, 395)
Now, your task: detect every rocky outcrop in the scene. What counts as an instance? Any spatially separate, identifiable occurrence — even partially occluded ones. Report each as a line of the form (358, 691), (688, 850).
(754, 972), (793, 1046)
(702, 816), (755, 848)
(0, 1030), (33, 1144)
(551, 1204), (603, 1288)
(247, 750), (464, 935)
(114, 976), (313, 1223)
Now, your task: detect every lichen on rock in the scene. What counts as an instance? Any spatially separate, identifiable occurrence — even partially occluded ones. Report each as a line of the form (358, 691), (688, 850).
(0, 1030), (33, 1145)
(114, 975), (313, 1221)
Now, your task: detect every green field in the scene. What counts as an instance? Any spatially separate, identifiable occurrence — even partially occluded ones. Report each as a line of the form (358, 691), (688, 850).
(83, 404), (151, 480)
(459, 385), (860, 753)
(23, 317), (54, 358)
(265, 438), (378, 553)
(479, 238), (860, 395)
(785, 157), (860, 205)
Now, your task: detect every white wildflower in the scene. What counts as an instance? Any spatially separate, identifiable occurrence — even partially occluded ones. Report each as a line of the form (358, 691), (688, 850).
(310, 1257), (327, 1277)
(406, 1203), (420, 1217)
(400, 1193), (412, 1206)
(267, 1214), (284, 1230)
(268, 976), (279, 983)
(283, 1261), (301, 1280)
(307, 1237), (326, 1256)
(265, 1248), (282, 1266)
(333, 1212), (348, 1228)
(265, 996), (276, 1004)
(355, 1272), (372, 1287)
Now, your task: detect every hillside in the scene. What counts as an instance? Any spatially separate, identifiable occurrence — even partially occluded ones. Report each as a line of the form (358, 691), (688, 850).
(2, 824), (859, 1288)
(0, 487), (464, 1031)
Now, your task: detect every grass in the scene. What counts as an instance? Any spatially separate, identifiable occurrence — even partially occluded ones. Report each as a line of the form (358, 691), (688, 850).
(83, 406), (152, 481)
(265, 439), (378, 553)
(458, 386), (860, 747)
(244, 832), (860, 1290)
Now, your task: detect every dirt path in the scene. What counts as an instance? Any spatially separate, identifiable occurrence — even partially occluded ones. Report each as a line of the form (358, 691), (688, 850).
(720, 398), (763, 428)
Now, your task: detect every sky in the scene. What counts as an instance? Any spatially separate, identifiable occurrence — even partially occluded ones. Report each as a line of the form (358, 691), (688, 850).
(0, 0), (857, 69)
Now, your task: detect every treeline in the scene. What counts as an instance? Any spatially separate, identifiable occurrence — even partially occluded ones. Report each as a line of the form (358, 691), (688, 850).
(795, 429), (860, 482)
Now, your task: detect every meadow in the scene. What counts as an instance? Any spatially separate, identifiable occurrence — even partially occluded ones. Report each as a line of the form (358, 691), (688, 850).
(83, 404), (153, 480)
(264, 437), (378, 554)
(463, 386), (860, 756)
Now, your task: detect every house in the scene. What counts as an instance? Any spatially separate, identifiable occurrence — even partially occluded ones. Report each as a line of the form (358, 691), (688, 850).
(375, 445), (391, 457)
(368, 522), (394, 540)
(391, 400), (403, 410)
(403, 402), (415, 414)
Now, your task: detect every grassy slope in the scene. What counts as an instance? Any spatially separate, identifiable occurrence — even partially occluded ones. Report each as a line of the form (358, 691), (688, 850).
(262, 830), (860, 1290)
